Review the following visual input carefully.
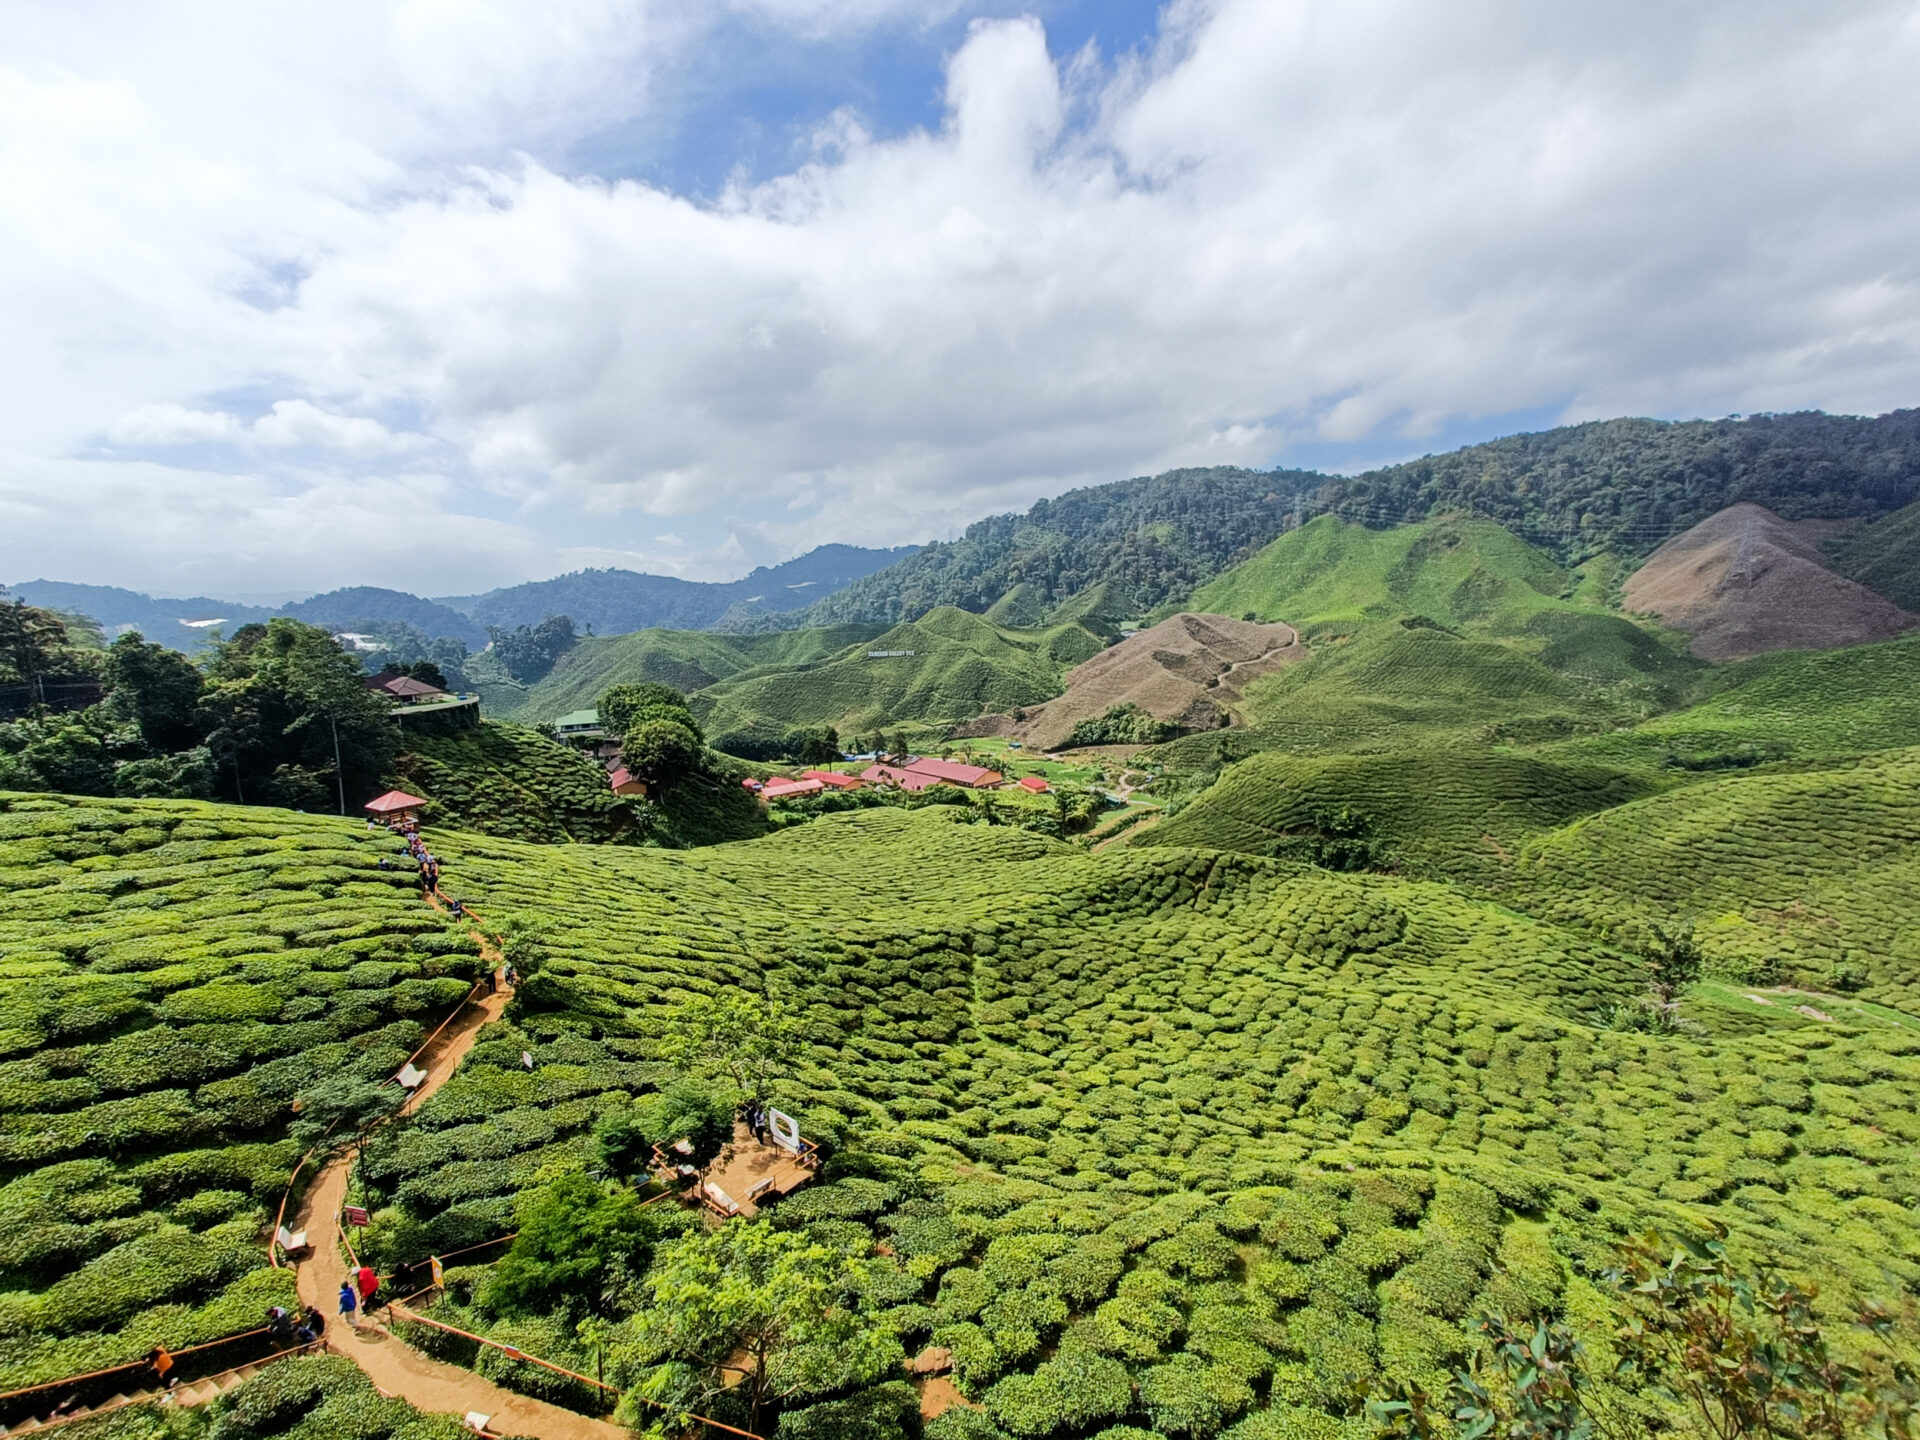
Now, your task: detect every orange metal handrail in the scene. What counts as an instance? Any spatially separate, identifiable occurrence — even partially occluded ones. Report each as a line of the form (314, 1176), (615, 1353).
(388, 1305), (767, 1439)
(0, 1325), (294, 1403)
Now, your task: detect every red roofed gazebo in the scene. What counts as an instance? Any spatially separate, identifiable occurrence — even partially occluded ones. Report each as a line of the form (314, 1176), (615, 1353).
(364, 790), (429, 825)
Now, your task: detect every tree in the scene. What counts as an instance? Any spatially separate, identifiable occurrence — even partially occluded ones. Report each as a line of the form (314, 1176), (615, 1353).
(105, 633), (206, 751)
(0, 595), (71, 706)
(596, 1079), (735, 1177)
(487, 615), (577, 683)
(782, 726), (840, 766)
(1610, 1230), (1917, 1440)
(657, 991), (803, 1113)
(1642, 925), (1703, 1016)
(624, 719), (705, 788)
(1371, 1233), (1920, 1440)
(612, 1222), (902, 1436)
(488, 1172), (683, 1318)
(290, 1073), (405, 1209)
(403, 659), (449, 690)
(600, 683), (697, 739)
(200, 620), (395, 810)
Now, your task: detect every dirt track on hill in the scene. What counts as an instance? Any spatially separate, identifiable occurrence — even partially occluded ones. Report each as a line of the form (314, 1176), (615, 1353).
(994, 613), (1306, 749)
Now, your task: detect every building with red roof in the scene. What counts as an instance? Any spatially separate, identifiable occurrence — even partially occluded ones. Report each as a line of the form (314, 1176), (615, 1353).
(760, 777), (826, 801)
(364, 790), (429, 823)
(802, 770), (865, 790)
(608, 767), (649, 797)
(897, 756), (1004, 788)
(1017, 775), (1050, 793)
(859, 763), (946, 792)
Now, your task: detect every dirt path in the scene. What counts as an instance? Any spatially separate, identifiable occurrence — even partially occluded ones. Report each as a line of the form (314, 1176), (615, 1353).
(290, 907), (626, 1440)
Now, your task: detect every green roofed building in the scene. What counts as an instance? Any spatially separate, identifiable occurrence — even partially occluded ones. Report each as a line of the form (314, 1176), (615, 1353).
(552, 708), (603, 737)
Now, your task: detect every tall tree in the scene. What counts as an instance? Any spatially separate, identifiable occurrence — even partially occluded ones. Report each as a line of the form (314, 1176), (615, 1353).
(657, 991), (804, 1113)
(613, 1223), (901, 1436)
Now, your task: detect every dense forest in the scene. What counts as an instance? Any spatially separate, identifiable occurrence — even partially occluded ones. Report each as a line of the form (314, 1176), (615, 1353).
(1307, 410), (1920, 562)
(799, 468), (1323, 627)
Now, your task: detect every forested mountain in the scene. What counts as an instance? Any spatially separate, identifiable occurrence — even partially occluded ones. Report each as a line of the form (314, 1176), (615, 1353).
(1310, 409), (1920, 560)
(443, 543), (919, 633)
(795, 467), (1324, 626)
(3, 580), (276, 649)
(280, 586), (489, 649)
(787, 410), (1920, 630)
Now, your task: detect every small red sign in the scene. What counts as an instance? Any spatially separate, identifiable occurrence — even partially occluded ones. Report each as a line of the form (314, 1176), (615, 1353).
(343, 1205), (370, 1227)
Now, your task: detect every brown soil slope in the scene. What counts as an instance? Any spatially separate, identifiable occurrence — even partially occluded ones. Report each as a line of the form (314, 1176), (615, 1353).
(1004, 613), (1305, 750)
(1623, 503), (1917, 661)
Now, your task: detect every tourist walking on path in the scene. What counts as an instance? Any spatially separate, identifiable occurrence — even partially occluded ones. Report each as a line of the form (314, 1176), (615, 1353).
(357, 1264), (381, 1319)
(339, 1281), (359, 1328)
(147, 1346), (177, 1390)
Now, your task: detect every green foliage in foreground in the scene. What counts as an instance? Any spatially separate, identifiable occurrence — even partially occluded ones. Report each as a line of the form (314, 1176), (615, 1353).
(43, 1352), (519, 1440)
(394, 721), (651, 844)
(0, 794), (481, 1385)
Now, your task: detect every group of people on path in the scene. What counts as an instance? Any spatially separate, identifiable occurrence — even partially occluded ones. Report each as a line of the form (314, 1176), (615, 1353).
(338, 1264), (385, 1328)
(266, 1303), (326, 1345)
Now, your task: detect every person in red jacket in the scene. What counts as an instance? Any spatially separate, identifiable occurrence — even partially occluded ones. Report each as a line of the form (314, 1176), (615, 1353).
(356, 1264), (381, 1320)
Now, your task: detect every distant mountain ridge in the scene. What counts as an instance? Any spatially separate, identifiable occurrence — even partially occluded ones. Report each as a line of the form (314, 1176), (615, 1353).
(8, 543), (919, 654)
(2, 581), (278, 648)
(439, 544), (920, 634)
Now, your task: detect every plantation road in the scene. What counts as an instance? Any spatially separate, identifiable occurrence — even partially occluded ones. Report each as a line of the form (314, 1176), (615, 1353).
(289, 961), (624, 1440)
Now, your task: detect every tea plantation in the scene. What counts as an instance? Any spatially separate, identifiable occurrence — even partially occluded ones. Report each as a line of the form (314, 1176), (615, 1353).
(0, 794), (483, 1386)
(7, 786), (1920, 1438)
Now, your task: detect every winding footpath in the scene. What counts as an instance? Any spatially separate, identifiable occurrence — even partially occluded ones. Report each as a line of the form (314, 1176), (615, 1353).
(289, 907), (627, 1440)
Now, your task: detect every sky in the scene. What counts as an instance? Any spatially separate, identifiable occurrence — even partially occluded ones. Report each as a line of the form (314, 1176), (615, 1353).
(1, 0), (1917, 599)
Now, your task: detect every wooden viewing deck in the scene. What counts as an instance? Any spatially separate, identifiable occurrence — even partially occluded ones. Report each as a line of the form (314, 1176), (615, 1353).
(671, 1122), (819, 1218)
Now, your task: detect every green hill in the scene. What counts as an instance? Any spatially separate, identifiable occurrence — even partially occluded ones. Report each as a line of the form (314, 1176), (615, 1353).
(1130, 750), (1665, 882)
(392, 721), (649, 845)
(689, 607), (1107, 737)
(11, 791), (1920, 1431)
(488, 624), (886, 724)
(1147, 623), (1641, 778)
(1548, 631), (1920, 770)
(1514, 746), (1920, 1011)
(774, 411), (1920, 633)
(1829, 496), (1920, 610)
(1183, 514), (1701, 708)
(1186, 514), (1576, 634)
(799, 467), (1316, 626)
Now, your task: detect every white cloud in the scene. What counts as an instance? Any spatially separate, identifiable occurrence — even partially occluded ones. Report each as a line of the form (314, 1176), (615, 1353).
(3, 0), (1919, 593)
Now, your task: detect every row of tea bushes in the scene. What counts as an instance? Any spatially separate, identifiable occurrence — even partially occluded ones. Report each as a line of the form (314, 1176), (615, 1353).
(1514, 745), (1920, 1005)
(0, 793), (482, 1386)
(48, 1352), (514, 1440)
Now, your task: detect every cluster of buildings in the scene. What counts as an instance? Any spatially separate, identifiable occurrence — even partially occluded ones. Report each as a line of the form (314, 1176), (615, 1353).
(745, 755), (1050, 802)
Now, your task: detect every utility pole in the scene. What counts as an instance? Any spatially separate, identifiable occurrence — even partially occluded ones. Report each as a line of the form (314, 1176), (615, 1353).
(330, 713), (346, 816)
